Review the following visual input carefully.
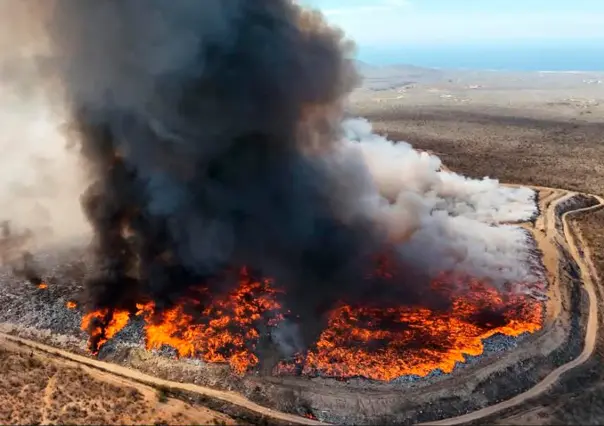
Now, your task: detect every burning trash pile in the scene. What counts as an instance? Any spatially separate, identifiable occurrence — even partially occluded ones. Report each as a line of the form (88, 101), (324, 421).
(81, 265), (542, 381)
(0, 0), (544, 382)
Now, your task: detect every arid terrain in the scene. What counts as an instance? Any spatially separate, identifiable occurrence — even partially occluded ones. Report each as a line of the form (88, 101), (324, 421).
(1, 64), (604, 424)
(351, 64), (604, 425)
(352, 63), (604, 195)
(0, 336), (234, 425)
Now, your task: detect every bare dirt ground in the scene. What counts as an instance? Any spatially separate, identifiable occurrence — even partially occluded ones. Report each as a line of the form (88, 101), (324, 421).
(0, 331), (323, 426)
(0, 336), (234, 425)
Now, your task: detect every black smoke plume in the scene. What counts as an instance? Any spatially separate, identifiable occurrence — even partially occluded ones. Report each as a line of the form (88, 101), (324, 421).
(45, 0), (439, 354)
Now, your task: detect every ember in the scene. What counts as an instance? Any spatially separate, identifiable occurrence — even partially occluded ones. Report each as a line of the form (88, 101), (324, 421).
(66, 300), (77, 309)
(81, 267), (543, 381)
(37, 282), (48, 289)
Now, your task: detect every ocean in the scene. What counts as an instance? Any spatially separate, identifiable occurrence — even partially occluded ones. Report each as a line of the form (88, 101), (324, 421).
(358, 44), (604, 72)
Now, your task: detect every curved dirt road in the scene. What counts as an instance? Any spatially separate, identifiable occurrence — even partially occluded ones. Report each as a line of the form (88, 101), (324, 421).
(421, 190), (604, 425)
(0, 331), (324, 426)
(0, 188), (601, 426)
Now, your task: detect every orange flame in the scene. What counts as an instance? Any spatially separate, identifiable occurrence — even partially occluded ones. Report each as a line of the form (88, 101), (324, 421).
(66, 301), (77, 309)
(276, 274), (542, 381)
(80, 266), (543, 381)
(81, 308), (130, 353)
(37, 282), (48, 289)
(135, 268), (283, 374)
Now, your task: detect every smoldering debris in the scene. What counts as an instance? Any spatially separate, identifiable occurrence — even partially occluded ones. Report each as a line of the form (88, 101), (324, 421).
(0, 220), (45, 286)
(44, 0), (440, 349)
(10, 0), (541, 360)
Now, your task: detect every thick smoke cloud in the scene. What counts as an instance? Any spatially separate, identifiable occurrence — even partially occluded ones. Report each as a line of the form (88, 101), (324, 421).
(342, 118), (537, 285)
(32, 0), (540, 356)
(44, 0), (447, 350)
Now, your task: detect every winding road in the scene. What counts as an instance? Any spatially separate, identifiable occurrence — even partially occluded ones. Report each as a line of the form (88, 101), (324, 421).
(0, 187), (602, 426)
(421, 189), (604, 425)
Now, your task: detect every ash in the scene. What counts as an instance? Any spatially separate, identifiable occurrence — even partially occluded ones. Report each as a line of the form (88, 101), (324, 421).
(0, 247), (85, 332)
(0, 243), (91, 349)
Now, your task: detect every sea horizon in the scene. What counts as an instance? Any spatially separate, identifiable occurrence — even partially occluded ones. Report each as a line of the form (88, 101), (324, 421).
(358, 43), (604, 72)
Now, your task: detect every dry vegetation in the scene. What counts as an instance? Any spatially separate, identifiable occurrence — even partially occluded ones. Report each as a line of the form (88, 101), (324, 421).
(351, 66), (604, 195)
(574, 209), (604, 278)
(362, 106), (604, 195)
(0, 339), (234, 425)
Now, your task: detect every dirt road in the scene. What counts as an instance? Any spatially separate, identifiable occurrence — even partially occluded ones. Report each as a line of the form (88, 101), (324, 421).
(0, 333), (324, 426)
(421, 189), (604, 425)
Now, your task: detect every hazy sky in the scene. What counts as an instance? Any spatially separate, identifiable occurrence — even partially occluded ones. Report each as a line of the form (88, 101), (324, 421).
(302, 0), (604, 47)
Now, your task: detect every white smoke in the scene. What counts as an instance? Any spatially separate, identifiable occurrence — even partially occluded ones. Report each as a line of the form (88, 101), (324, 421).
(341, 117), (538, 285)
(0, 1), (90, 249)
(0, 70), (89, 248)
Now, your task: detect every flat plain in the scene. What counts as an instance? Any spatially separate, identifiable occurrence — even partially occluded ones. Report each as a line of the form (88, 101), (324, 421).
(351, 63), (604, 425)
(352, 63), (604, 195)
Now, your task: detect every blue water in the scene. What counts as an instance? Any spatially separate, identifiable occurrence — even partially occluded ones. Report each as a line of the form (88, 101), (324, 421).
(358, 44), (604, 71)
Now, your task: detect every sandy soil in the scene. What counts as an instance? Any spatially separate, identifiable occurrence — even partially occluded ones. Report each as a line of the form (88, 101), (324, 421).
(0, 336), (234, 425)
(0, 331), (323, 426)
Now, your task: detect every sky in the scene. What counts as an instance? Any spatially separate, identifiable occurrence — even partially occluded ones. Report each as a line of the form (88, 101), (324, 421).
(301, 0), (604, 69)
(302, 0), (604, 46)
